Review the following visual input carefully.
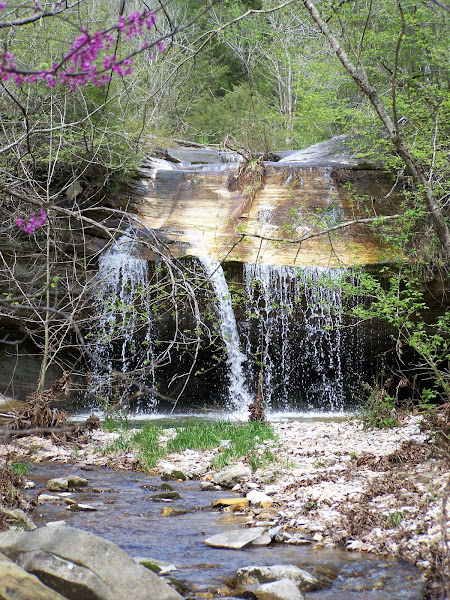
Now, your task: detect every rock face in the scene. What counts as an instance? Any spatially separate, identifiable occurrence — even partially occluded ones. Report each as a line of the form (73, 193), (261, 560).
(0, 552), (68, 600)
(130, 139), (403, 268)
(0, 526), (183, 600)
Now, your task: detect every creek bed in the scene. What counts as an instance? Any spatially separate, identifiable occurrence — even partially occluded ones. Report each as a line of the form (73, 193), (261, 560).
(29, 462), (423, 599)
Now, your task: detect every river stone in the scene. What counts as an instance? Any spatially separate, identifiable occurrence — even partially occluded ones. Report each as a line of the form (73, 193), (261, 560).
(0, 525), (183, 600)
(45, 475), (88, 491)
(253, 578), (306, 600)
(212, 466), (251, 488)
(134, 556), (177, 575)
(0, 507), (36, 531)
(212, 498), (249, 508)
(250, 531), (273, 546)
(161, 507), (188, 516)
(246, 490), (273, 507)
(204, 527), (267, 549)
(0, 551), (68, 600)
(151, 491), (182, 502)
(234, 564), (320, 591)
(161, 470), (186, 482)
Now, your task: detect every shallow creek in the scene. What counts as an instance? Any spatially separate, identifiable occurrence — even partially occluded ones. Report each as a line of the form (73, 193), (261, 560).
(29, 462), (423, 599)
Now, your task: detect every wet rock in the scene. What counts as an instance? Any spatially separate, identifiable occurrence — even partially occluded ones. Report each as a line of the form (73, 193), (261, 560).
(161, 507), (188, 516)
(253, 578), (305, 600)
(234, 564), (320, 591)
(66, 502), (98, 512)
(212, 497), (249, 509)
(45, 476), (88, 492)
(212, 466), (251, 488)
(200, 481), (216, 491)
(134, 556), (177, 575)
(151, 491), (182, 502)
(204, 527), (267, 549)
(0, 525), (184, 600)
(161, 471), (186, 481)
(37, 493), (61, 504)
(160, 483), (174, 491)
(0, 551), (67, 600)
(0, 507), (36, 531)
(251, 531), (273, 546)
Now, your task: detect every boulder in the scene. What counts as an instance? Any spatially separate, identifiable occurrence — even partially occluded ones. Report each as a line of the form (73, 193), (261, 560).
(212, 466), (251, 488)
(45, 476), (88, 492)
(204, 527), (266, 550)
(0, 525), (183, 600)
(0, 552), (67, 600)
(253, 578), (305, 600)
(234, 564), (320, 591)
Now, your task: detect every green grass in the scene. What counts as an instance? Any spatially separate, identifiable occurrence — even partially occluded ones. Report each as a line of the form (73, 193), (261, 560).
(103, 421), (278, 471)
(385, 510), (403, 528)
(102, 435), (134, 455)
(8, 462), (33, 477)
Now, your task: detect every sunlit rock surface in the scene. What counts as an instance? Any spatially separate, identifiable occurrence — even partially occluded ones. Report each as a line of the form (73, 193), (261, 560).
(131, 138), (402, 267)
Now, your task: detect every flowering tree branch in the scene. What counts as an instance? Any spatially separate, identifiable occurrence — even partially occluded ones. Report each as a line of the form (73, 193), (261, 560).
(0, 0), (223, 88)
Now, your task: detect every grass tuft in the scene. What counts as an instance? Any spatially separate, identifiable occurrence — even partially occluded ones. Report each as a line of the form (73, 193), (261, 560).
(102, 421), (278, 471)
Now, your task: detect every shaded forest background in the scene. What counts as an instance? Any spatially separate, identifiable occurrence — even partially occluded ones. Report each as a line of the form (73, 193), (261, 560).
(0, 0), (448, 410)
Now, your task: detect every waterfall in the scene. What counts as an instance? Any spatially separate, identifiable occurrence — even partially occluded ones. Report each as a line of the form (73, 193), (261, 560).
(243, 264), (357, 410)
(199, 255), (252, 413)
(88, 233), (156, 410)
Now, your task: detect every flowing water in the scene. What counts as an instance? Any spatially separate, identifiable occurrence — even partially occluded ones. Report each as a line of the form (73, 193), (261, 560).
(29, 462), (423, 599)
(88, 251), (377, 415)
(199, 255), (252, 413)
(88, 233), (156, 409)
(243, 265), (360, 411)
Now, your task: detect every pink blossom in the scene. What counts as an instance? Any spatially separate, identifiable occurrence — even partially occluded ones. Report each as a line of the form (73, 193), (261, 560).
(0, 8), (164, 89)
(15, 210), (47, 234)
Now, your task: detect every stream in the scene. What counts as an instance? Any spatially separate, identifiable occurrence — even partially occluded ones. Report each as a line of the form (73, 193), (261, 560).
(28, 462), (423, 599)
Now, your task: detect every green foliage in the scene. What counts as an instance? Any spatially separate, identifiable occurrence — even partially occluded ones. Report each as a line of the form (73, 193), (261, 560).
(8, 462), (33, 477)
(359, 382), (401, 430)
(345, 268), (450, 405)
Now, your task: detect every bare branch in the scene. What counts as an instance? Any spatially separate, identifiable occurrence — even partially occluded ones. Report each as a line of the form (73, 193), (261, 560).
(237, 214), (401, 245)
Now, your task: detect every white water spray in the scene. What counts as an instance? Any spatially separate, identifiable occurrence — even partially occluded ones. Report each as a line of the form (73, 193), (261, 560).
(199, 255), (252, 413)
(89, 233), (156, 408)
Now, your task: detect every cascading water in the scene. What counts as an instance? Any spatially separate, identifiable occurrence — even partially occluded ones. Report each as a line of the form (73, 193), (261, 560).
(88, 233), (156, 409)
(243, 264), (361, 411)
(199, 255), (252, 413)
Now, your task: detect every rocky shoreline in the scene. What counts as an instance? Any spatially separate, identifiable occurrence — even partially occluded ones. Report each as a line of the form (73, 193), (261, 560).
(1, 415), (449, 599)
